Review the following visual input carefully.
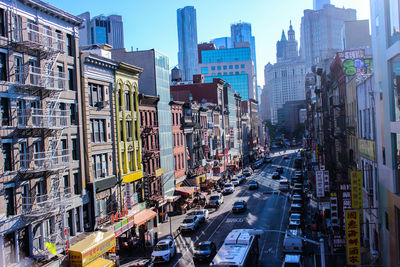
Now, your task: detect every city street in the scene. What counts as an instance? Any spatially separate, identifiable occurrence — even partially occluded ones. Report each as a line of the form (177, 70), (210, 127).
(154, 149), (299, 267)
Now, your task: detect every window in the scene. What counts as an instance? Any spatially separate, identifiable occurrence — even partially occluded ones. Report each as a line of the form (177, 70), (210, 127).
(390, 0), (400, 44)
(235, 65), (239, 69)
(68, 69), (74, 90)
(92, 153), (108, 179)
(1, 97), (11, 126)
(201, 67), (208, 74)
(173, 133), (176, 146)
(91, 119), (106, 143)
(229, 65), (233, 69)
(67, 34), (73, 56)
(223, 65), (227, 70)
(241, 64), (245, 68)
(126, 120), (132, 139)
(0, 9), (5, 37)
(64, 174), (69, 188)
(217, 66), (221, 70)
(2, 142), (12, 171)
(211, 66), (215, 70)
(88, 83), (104, 107)
(125, 91), (131, 111)
(70, 104), (77, 125)
(72, 138), (78, 160)
(129, 151), (134, 171)
(15, 56), (22, 83)
(0, 52), (7, 81)
(174, 155), (176, 171)
(5, 186), (15, 217)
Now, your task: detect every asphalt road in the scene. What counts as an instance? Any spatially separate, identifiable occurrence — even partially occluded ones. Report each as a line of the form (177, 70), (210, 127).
(156, 149), (299, 267)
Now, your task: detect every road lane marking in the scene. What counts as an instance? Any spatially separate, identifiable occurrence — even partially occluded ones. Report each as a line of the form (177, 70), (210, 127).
(226, 218), (244, 223)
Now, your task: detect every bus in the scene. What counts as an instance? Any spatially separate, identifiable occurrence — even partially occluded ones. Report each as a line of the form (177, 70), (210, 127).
(210, 229), (259, 267)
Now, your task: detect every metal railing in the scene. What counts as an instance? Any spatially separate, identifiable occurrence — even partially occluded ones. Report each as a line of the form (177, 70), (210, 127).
(15, 65), (66, 91)
(19, 149), (70, 171)
(10, 21), (65, 52)
(17, 108), (69, 129)
(22, 187), (72, 215)
(31, 226), (70, 258)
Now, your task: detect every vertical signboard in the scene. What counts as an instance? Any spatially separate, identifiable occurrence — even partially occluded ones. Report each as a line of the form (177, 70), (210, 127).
(316, 170), (324, 197)
(338, 183), (352, 228)
(324, 170), (330, 192)
(345, 210), (361, 265)
(350, 171), (363, 211)
(330, 192), (339, 227)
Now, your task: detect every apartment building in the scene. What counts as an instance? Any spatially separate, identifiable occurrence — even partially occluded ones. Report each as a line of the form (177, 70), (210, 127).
(0, 0), (84, 265)
(170, 100), (186, 186)
(79, 45), (119, 230)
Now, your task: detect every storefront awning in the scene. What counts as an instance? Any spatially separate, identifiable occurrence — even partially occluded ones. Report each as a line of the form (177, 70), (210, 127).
(165, 195), (181, 202)
(134, 209), (157, 227)
(69, 231), (116, 267)
(85, 258), (115, 267)
(175, 186), (196, 197)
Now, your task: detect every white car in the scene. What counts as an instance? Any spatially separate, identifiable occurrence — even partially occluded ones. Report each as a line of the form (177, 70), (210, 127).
(188, 209), (209, 223)
(151, 236), (175, 263)
(279, 179), (290, 191)
(231, 177), (240, 186)
(223, 183), (235, 194)
(208, 193), (224, 208)
(180, 215), (201, 232)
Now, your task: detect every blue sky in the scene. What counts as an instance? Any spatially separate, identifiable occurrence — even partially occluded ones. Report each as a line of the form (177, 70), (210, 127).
(47, 0), (370, 86)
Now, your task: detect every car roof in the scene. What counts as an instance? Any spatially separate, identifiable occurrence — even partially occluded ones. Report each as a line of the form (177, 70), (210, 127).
(280, 179), (288, 182)
(198, 241), (212, 245)
(185, 215), (196, 219)
(158, 239), (171, 244)
(234, 200), (245, 204)
(284, 254), (301, 262)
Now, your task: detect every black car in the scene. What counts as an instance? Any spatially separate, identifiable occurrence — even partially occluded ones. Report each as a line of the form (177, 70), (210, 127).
(276, 167), (284, 174)
(248, 181), (259, 190)
(193, 241), (217, 262)
(232, 200), (247, 213)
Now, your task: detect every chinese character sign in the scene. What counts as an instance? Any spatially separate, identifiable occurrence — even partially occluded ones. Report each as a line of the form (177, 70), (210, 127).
(324, 170), (330, 192)
(350, 171), (363, 210)
(316, 170), (324, 197)
(345, 210), (361, 265)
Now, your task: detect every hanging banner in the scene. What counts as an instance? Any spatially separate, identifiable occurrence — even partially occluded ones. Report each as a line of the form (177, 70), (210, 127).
(316, 170), (324, 197)
(330, 192), (339, 227)
(345, 210), (361, 265)
(324, 170), (330, 192)
(338, 183), (352, 228)
(350, 171), (363, 211)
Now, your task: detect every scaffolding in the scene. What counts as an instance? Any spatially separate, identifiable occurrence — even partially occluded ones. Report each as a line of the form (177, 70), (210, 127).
(4, 1), (72, 259)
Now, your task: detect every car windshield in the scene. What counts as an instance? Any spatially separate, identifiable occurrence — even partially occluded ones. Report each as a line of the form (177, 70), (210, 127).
(232, 178), (238, 181)
(280, 181), (289, 185)
(195, 244), (210, 251)
(183, 218), (194, 223)
(291, 214), (301, 220)
(224, 184), (233, 188)
(234, 201), (244, 206)
(250, 182), (257, 185)
(154, 244), (169, 251)
(210, 196), (220, 200)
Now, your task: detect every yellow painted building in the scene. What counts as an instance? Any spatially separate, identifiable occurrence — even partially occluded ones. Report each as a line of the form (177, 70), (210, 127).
(115, 62), (144, 207)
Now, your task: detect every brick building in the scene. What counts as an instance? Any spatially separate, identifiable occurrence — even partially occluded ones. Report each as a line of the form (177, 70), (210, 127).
(170, 100), (186, 186)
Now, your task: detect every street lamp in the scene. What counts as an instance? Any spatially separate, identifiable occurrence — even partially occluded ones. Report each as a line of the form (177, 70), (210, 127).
(249, 229), (325, 267)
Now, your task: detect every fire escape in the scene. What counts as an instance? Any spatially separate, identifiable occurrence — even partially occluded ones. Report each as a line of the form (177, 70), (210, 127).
(5, 6), (72, 258)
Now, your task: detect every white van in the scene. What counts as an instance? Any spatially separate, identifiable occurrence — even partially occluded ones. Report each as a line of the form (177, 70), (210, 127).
(283, 233), (303, 254)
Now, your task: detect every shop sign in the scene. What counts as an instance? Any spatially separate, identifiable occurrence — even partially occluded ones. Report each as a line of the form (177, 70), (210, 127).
(114, 221), (122, 236)
(316, 171), (324, 197)
(350, 171), (363, 211)
(338, 183), (352, 228)
(121, 218), (129, 234)
(318, 202), (330, 210)
(333, 235), (346, 252)
(345, 210), (361, 265)
(126, 183), (132, 209)
(155, 168), (163, 177)
(123, 170), (143, 183)
(204, 131), (208, 146)
(324, 170), (330, 192)
(358, 139), (376, 162)
(330, 192), (339, 227)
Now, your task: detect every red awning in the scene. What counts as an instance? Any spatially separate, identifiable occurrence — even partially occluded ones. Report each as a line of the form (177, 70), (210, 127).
(175, 186), (196, 197)
(134, 209), (157, 227)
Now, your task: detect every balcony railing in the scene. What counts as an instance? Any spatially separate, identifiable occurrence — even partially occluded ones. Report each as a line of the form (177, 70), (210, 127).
(17, 108), (69, 129)
(15, 65), (66, 91)
(19, 149), (70, 172)
(10, 21), (65, 53)
(32, 225), (70, 258)
(22, 187), (72, 216)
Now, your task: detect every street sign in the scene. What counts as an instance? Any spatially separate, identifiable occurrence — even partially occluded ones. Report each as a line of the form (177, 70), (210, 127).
(316, 170), (324, 197)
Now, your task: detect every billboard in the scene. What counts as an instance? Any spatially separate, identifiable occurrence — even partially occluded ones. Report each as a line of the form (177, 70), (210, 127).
(345, 210), (361, 265)
(316, 170), (324, 197)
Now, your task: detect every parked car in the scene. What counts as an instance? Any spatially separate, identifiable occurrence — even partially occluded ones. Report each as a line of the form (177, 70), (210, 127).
(287, 223), (303, 237)
(292, 194), (304, 204)
(281, 254), (303, 267)
(243, 168), (253, 177)
(127, 258), (154, 267)
(208, 193), (224, 208)
(276, 167), (284, 174)
(231, 177), (240, 186)
(193, 241), (217, 262)
(289, 213), (302, 228)
(238, 175), (246, 184)
(188, 209), (209, 223)
(264, 156), (272, 163)
(180, 215), (201, 232)
(289, 203), (304, 215)
(279, 179), (290, 191)
(272, 171), (280, 179)
(248, 180), (259, 190)
(232, 200), (247, 213)
(223, 183), (235, 194)
(151, 236), (175, 263)
(283, 155), (289, 160)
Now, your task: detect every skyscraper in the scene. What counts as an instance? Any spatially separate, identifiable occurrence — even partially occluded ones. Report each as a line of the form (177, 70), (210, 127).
(266, 23), (306, 123)
(300, 4), (356, 69)
(78, 12), (124, 49)
(231, 22), (258, 89)
(210, 37), (232, 49)
(313, 0), (330, 10)
(177, 6), (199, 81)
